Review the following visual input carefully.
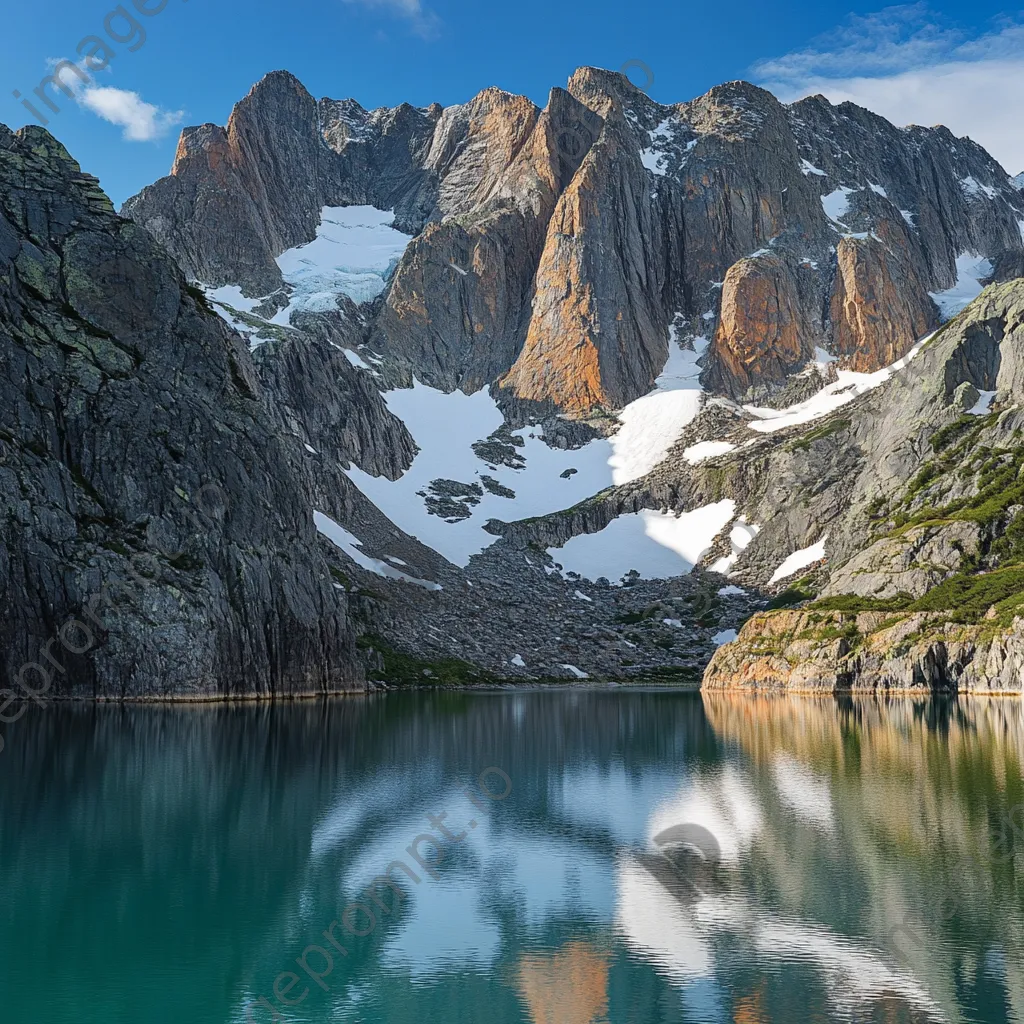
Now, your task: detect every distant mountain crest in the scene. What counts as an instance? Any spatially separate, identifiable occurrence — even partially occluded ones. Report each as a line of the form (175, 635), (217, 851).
(125, 68), (1024, 414)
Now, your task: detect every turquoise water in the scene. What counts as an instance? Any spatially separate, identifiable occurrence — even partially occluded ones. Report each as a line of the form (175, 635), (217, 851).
(1, 691), (1022, 1023)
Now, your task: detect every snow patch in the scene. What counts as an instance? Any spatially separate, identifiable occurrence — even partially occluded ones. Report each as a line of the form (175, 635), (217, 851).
(800, 159), (826, 176)
(718, 585), (747, 596)
(313, 511), (442, 590)
(682, 440), (736, 464)
(745, 333), (932, 434)
(273, 206), (412, 322)
(547, 500), (736, 584)
(769, 537), (827, 585)
(960, 176), (998, 200)
(708, 518), (760, 575)
(640, 118), (676, 176)
(510, 654), (526, 668)
(343, 349), (370, 369)
(821, 186), (856, 224)
(203, 284), (281, 350)
(867, 182), (887, 197)
(206, 284), (262, 314)
(929, 253), (994, 321)
(561, 664), (589, 679)
(967, 390), (996, 416)
(345, 381), (615, 566)
(712, 629), (738, 646)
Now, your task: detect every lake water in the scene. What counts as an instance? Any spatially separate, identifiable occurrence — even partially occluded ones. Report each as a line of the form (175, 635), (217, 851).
(1, 690), (1022, 1024)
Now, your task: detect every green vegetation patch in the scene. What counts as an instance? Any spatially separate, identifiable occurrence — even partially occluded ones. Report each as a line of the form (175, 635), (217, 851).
(358, 634), (495, 687)
(787, 418), (851, 453)
(767, 575), (818, 609)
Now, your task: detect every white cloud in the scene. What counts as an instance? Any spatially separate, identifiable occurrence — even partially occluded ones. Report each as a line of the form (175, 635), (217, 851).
(45, 57), (183, 142)
(78, 86), (183, 141)
(342, 0), (440, 38)
(753, 4), (1024, 175)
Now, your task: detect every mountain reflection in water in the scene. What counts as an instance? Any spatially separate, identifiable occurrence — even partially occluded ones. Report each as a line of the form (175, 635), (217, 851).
(0, 691), (1021, 1024)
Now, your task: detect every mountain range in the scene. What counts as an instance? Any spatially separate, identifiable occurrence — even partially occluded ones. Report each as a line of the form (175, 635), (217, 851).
(3, 67), (1024, 697)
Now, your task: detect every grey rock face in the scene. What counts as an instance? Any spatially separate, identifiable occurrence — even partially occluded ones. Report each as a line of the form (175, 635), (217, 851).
(821, 521), (984, 600)
(0, 125), (364, 698)
(122, 71), (439, 298)
(250, 309), (417, 481)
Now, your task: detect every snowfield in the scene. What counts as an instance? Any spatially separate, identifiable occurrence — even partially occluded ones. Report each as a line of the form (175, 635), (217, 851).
(546, 500), (737, 584)
(345, 380), (615, 566)
(273, 206), (412, 321)
(610, 332), (707, 482)
(345, 329), (710, 566)
(202, 205), (412, 343)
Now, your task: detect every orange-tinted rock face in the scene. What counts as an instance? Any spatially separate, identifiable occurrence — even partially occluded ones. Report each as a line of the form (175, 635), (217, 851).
(499, 159), (611, 412)
(498, 85), (667, 415)
(710, 254), (813, 396)
(172, 125), (234, 183)
(830, 233), (936, 371)
(428, 87), (542, 216)
(371, 88), (600, 394)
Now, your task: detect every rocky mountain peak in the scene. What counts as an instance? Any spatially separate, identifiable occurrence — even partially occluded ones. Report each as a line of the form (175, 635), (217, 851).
(566, 66), (646, 111)
(124, 67), (1024, 414)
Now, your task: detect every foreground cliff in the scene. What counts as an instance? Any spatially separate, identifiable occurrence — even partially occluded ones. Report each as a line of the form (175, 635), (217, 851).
(703, 279), (1024, 693)
(0, 125), (372, 697)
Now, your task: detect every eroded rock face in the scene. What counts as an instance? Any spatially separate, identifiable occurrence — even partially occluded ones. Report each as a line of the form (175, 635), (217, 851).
(702, 610), (1024, 695)
(498, 71), (667, 413)
(708, 255), (815, 396)
(0, 125), (363, 697)
(830, 230), (936, 371)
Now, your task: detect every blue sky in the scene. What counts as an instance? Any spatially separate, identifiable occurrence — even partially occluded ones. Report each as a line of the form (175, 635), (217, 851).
(3, 0), (1022, 205)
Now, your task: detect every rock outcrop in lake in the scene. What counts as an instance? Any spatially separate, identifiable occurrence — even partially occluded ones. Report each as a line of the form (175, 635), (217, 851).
(702, 279), (1024, 693)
